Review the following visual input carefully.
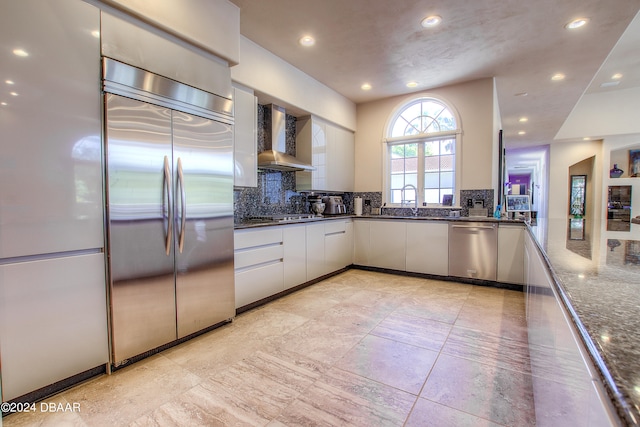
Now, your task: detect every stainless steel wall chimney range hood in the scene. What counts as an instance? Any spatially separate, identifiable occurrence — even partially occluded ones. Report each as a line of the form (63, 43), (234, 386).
(258, 104), (315, 172)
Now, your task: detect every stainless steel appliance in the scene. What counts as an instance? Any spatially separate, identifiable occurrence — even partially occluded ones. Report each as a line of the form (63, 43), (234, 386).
(103, 59), (235, 365)
(449, 222), (498, 281)
(322, 196), (347, 215)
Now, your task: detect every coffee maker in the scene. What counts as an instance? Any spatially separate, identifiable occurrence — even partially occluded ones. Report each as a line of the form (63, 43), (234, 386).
(322, 196), (347, 215)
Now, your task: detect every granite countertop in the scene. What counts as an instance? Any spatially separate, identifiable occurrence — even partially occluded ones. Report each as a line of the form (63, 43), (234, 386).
(529, 218), (640, 425)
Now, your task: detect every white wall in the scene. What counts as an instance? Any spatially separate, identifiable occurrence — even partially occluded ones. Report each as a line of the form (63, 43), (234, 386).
(354, 78), (496, 193)
(231, 36), (356, 131)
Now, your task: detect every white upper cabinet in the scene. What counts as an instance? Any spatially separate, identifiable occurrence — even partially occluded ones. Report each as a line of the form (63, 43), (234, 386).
(233, 85), (258, 187)
(296, 116), (355, 192)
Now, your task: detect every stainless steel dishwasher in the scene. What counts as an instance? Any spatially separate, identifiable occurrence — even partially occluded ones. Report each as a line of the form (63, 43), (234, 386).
(448, 222), (498, 281)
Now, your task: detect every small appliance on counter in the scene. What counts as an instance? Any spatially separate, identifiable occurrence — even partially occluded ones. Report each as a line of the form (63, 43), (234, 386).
(322, 196), (347, 215)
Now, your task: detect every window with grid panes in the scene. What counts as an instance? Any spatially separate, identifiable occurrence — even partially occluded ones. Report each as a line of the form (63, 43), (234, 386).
(386, 98), (459, 206)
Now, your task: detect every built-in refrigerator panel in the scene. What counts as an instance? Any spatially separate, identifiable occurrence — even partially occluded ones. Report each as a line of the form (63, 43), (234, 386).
(172, 112), (235, 338)
(0, 0), (104, 260)
(1, 0), (108, 402)
(106, 94), (178, 362)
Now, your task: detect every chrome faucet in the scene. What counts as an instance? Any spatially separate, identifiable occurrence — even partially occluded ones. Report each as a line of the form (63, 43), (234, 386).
(401, 184), (419, 216)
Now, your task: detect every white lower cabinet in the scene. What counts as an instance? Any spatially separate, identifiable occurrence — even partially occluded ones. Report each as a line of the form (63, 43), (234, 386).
(306, 222), (327, 280)
(325, 220), (353, 272)
(353, 220), (371, 265)
(497, 223), (525, 284)
(406, 222), (449, 276)
(283, 224), (307, 289)
(234, 228), (284, 308)
(369, 221), (407, 271)
(524, 232), (618, 426)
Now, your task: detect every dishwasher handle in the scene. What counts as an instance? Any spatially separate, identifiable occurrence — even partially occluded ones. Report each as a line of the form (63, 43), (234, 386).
(451, 224), (496, 230)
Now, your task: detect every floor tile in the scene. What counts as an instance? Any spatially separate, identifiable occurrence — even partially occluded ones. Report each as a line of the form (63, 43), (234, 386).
(335, 334), (438, 394)
(276, 367), (416, 427)
(442, 325), (532, 374)
(405, 397), (503, 427)
(370, 312), (452, 352)
(421, 353), (536, 426)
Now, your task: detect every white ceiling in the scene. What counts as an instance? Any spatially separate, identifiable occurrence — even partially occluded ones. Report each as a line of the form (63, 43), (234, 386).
(229, 0), (640, 149)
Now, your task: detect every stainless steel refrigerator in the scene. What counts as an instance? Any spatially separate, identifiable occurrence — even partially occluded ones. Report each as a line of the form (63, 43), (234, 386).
(103, 59), (235, 365)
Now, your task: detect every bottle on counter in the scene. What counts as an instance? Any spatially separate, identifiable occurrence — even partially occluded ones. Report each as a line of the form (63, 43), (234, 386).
(494, 204), (502, 219)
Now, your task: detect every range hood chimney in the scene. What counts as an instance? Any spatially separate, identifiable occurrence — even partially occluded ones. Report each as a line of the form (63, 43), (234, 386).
(258, 104), (315, 172)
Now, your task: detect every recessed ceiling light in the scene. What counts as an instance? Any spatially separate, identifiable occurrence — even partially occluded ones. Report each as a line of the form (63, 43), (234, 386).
(91, 30), (100, 39)
(12, 48), (29, 57)
(10, 92), (18, 97)
(1, 102), (7, 106)
(565, 18), (589, 29)
(583, 137), (592, 141)
(519, 117), (528, 123)
(611, 73), (623, 80)
(551, 73), (566, 81)
(361, 83), (372, 91)
(5, 80), (15, 85)
(518, 131), (526, 135)
(421, 15), (442, 28)
(514, 92), (528, 97)
(299, 35), (315, 47)
(406, 81), (418, 88)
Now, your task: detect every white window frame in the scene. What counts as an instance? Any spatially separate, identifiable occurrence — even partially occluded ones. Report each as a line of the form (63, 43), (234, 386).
(382, 96), (462, 208)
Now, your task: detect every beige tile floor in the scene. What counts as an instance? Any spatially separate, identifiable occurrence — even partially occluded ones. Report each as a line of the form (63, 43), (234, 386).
(3, 269), (535, 426)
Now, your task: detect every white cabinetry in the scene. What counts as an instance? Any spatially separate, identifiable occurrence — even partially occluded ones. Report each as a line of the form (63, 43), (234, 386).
(353, 220), (371, 265)
(233, 84), (257, 187)
(524, 232), (618, 426)
(306, 222), (327, 280)
(325, 220), (353, 273)
(296, 116), (354, 192)
(283, 224), (307, 289)
(497, 223), (525, 284)
(369, 221), (407, 271)
(234, 228), (284, 308)
(406, 222), (449, 276)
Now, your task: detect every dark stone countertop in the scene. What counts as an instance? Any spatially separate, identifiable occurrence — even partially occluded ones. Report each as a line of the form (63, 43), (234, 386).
(529, 218), (640, 425)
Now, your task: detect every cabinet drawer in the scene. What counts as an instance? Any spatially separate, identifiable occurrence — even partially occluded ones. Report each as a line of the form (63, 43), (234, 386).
(235, 262), (284, 308)
(235, 228), (283, 249)
(324, 220), (346, 235)
(235, 244), (283, 270)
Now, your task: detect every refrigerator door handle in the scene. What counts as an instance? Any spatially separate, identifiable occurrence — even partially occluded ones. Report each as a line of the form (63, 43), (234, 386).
(177, 157), (187, 253)
(164, 155), (173, 255)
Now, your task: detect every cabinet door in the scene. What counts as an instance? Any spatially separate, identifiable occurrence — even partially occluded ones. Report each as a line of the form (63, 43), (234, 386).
(498, 224), (525, 284)
(325, 220), (348, 272)
(0, 0), (103, 258)
(327, 125), (355, 192)
(283, 225), (307, 289)
(233, 85), (257, 187)
(306, 223), (326, 280)
(0, 254), (108, 401)
(406, 222), (449, 276)
(369, 221), (407, 270)
(353, 220), (371, 266)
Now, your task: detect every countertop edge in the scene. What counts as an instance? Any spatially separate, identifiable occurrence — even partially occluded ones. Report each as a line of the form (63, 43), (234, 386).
(525, 224), (634, 426)
(234, 214), (525, 229)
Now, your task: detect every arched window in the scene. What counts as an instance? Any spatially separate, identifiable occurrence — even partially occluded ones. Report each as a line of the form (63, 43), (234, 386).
(385, 97), (461, 206)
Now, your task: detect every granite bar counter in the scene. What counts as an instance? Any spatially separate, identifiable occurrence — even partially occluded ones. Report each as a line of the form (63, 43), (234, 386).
(529, 218), (640, 425)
